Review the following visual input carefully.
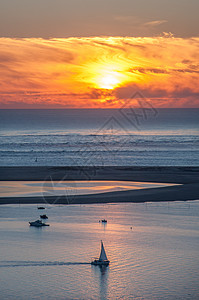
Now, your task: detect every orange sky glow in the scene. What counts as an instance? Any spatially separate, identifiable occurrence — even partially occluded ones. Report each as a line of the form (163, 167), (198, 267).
(0, 36), (199, 108)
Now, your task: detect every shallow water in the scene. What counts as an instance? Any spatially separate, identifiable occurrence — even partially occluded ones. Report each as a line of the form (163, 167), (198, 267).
(0, 180), (178, 198)
(0, 202), (198, 299)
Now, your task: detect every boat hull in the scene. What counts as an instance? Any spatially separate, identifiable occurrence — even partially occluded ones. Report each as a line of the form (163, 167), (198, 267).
(91, 260), (109, 266)
(29, 221), (49, 227)
(40, 215), (48, 219)
(29, 223), (42, 227)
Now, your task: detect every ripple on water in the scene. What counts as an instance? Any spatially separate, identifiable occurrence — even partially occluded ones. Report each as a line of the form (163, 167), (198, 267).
(0, 202), (198, 299)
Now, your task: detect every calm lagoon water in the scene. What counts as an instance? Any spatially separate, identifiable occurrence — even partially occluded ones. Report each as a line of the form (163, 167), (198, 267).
(0, 201), (199, 300)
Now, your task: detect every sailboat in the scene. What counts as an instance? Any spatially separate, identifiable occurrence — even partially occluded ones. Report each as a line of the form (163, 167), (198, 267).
(91, 241), (110, 266)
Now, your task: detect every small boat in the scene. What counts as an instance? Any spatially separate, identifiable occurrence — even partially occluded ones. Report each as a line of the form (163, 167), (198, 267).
(40, 214), (48, 219)
(91, 241), (110, 266)
(101, 219), (107, 223)
(29, 220), (49, 227)
(37, 207), (45, 210)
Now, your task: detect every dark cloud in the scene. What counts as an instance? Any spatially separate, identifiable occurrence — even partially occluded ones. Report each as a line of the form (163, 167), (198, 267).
(174, 68), (199, 74)
(0, 53), (17, 63)
(114, 83), (199, 102)
(93, 40), (125, 51)
(181, 59), (192, 64)
(129, 66), (199, 75)
(129, 67), (169, 74)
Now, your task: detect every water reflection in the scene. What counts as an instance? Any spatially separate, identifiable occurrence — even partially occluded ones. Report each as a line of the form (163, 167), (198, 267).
(92, 265), (109, 300)
(99, 220), (107, 232)
(0, 180), (179, 198)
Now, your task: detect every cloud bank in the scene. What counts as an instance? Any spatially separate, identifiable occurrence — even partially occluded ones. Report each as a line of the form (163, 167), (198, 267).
(0, 36), (199, 108)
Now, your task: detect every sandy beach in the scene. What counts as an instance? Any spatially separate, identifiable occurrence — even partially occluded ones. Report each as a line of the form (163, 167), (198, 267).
(0, 166), (199, 205)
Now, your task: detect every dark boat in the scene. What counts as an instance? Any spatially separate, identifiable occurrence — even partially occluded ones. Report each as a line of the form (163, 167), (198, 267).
(29, 220), (50, 227)
(37, 207), (45, 210)
(40, 214), (48, 219)
(101, 219), (107, 223)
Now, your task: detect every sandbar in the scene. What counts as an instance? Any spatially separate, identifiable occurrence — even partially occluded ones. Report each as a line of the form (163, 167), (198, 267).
(0, 166), (199, 205)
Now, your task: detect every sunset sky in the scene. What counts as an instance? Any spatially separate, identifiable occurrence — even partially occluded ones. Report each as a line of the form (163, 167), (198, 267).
(0, 0), (199, 108)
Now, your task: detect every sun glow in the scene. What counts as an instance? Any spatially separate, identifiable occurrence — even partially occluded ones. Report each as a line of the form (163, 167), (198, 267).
(85, 62), (129, 90)
(99, 73), (120, 89)
(92, 68), (128, 90)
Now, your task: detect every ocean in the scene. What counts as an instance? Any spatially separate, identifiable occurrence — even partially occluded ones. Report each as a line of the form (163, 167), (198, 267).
(0, 108), (199, 166)
(0, 201), (198, 300)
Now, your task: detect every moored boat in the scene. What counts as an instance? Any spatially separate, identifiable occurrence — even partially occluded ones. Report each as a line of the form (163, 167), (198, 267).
(40, 214), (48, 219)
(29, 220), (49, 227)
(101, 219), (107, 223)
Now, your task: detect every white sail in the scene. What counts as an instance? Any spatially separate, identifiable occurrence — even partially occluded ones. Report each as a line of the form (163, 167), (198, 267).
(99, 241), (108, 261)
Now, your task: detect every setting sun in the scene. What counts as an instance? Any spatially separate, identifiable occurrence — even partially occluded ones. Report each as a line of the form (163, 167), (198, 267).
(87, 62), (128, 90)
(99, 74), (120, 89)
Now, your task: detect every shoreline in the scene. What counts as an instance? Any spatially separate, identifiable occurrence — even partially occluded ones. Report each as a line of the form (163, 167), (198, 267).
(0, 166), (199, 205)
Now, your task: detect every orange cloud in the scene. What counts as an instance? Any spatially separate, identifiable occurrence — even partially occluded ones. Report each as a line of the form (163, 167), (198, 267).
(0, 36), (199, 108)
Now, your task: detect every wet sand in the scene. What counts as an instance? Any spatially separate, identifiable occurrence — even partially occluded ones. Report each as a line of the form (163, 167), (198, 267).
(0, 166), (199, 205)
